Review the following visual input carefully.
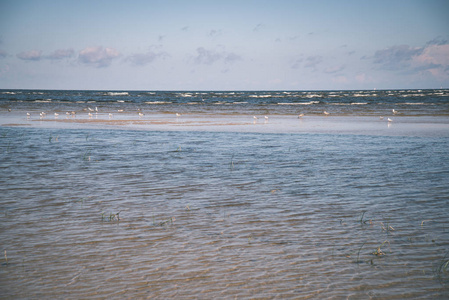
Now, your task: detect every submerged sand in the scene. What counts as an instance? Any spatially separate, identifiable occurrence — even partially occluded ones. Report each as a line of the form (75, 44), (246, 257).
(1, 111), (449, 137)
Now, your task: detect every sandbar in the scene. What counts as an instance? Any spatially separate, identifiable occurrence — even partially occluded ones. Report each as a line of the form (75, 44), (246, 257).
(1, 111), (449, 137)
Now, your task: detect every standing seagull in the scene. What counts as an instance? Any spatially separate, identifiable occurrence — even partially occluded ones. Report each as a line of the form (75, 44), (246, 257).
(298, 113), (304, 118)
(392, 109), (398, 115)
(323, 111), (330, 116)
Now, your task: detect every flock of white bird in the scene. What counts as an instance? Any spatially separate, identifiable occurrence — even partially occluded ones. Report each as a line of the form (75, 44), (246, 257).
(23, 107), (400, 123)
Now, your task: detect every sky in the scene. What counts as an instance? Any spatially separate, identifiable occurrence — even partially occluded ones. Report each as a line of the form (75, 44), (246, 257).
(0, 0), (448, 91)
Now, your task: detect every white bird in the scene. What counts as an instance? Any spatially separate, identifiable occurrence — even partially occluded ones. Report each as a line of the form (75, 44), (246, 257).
(54, 113), (59, 118)
(66, 112), (71, 116)
(95, 107), (98, 112)
(71, 111), (76, 115)
(176, 113), (181, 117)
(88, 112), (93, 118)
(264, 116), (269, 120)
(109, 113), (113, 118)
(388, 118), (393, 122)
(253, 116), (258, 120)
(324, 111), (330, 116)
(118, 109), (124, 112)
(380, 116), (384, 120)
(88, 107), (94, 112)
(138, 112), (144, 117)
(298, 113), (304, 118)
(26, 112), (31, 117)
(392, 109), (398, 115)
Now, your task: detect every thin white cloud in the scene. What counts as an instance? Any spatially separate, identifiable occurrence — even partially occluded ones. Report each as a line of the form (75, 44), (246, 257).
(324, 64), (346, 74)
(224, 52), (242, 64)
(194, 47), (222, 65)
(373, 45), (423, 70)
(253, 23), (265, 32)
(291, 58), (303, 69)
(372, 39), (449, 80)
(208, 29), (222, 38)
(193, 47), (242, 65)
(17, 50), (43, 61)
(46, 48), (74, 60)
(304, 55), (323, 69)
(78, 46), (120, 68)
(126, 49), (169, 66)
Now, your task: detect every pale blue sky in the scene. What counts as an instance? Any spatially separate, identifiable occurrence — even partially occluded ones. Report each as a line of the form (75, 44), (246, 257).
(0, 0), (448, 90)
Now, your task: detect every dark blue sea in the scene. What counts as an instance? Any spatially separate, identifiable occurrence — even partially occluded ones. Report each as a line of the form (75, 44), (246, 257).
(1, 89), (449, 298)
(1, 89), (449, 116)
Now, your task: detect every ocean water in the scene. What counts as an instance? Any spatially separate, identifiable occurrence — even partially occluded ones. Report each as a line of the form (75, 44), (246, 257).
(1, 89), (449, 298)
(1, 89), (449, 116)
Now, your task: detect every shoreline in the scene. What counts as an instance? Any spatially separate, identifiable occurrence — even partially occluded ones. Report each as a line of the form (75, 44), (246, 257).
(1, 112), (449, 137)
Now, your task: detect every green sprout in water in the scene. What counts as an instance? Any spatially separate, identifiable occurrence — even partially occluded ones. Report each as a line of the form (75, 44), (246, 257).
(355, 242), (366, 264)
(82, 150), (91, 161)
(381, 222), (395, 234)
(101, 211), (121, 222)
(372, 240), (390, 256)
(158, 217), (175, 227)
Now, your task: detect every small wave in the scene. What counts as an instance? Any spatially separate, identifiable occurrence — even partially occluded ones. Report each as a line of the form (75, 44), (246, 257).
(278, 101), (320, 105)
(107, 92), (129, 96)
(178, 93), (193, 97)
(2, 91), (16, 95)
(35, 99), (52, 103)
(117, 100), (125, 103)
(402, 102), (426, 105)
(249, 95), (272, 98)
(401, 94), (425, 97)
(145, 101), (172, 104)
(305, 94), (322, 98)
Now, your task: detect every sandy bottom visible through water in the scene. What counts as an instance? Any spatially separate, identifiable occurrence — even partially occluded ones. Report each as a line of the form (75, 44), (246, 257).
(2, 111), (449, 137)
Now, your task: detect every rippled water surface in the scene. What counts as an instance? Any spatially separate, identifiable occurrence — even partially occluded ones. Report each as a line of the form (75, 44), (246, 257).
(1, 127), (449, 299)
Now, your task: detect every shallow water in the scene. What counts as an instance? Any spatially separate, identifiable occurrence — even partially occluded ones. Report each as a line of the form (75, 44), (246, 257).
(1, 127), (449, 299)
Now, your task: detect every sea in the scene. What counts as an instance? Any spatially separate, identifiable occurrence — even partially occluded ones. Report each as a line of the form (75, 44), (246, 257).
(1, 89), (449, 298)
(1, 89), (449, 116)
